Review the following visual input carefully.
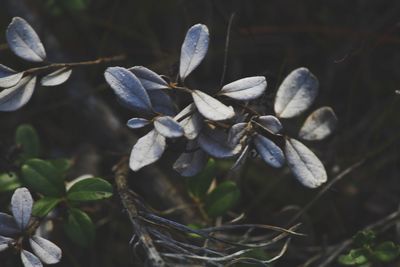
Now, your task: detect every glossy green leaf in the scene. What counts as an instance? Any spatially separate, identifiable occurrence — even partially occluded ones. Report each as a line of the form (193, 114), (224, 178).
(205, 181), (240, 218)
(186, 158), (216, 199)
(0, 172), (21, 192)
(64, 208), (95, 247)
(22, 159), (65, 197)
(338, 248), (369, 266)
(15, 124), (41, 161)
(32, 197), (61, 217)
(373, 242), (400, 262)
(67, 177), (112, 202)
(48, 158), (72, 176)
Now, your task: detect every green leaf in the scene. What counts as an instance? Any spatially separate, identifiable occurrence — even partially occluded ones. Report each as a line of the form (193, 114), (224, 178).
(49, 158), (72, 175)
(15, 124), (41, 162)
(338, 248), (369, 266)
(64, 208), (95, 247)
(187, 158), (216, 199)
(32, 197), (61, 217)
(205, 181), (240, 218)
(353, 230), (376, 247)
(373, 241), (400, 262)
(0, 172), (21, 192)
(67, 177), (113, 202)
(22, 159), (65, 197)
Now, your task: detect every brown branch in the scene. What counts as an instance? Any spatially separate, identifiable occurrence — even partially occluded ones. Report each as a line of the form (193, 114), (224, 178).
(113, 157), (166, 267)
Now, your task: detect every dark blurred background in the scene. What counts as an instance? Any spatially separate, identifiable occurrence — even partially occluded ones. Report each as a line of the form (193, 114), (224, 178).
(1, 0), (400, 266)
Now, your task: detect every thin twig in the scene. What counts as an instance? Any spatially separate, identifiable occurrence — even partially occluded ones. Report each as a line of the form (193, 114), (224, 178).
(220, 12), (236, 87)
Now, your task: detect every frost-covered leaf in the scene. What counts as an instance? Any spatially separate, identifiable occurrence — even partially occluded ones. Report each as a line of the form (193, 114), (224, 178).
(179, 24), (209, 80)
(274, 68), (319, 118)
(0, 76), (36, 112)
(0, 65), (23, 88)
(40, 68), (72, 87)
(173, 142), (208, 177)
(0, 236), (13, 252)
(148, 90), (176, 116)
(220, 76), (266, 100)
(21, 249), (43, 267)
(256, 115), (283, 134)
(285, 138), (327, 188)
(6, 17), (46, 62)
(228, 123), (248, 147)
(154, 116), (184, 138)
(129, 130), (166, 171)
(30, 236), (62, 264)
(0, 212), (20, 236)
(129, 66), (169, 90)
(104, 67), (152, 112)
(299, 106), (337, 141)
(127, 118), (150, 129)
(11, 187), (33, 230)
(192, 90), (234, 121)
(198, 127), (241, 158)
(175, 104), (203, 140)
(253, 134), (284, 168)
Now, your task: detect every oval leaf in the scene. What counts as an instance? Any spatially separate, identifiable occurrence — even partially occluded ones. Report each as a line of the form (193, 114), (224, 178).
(6, 17), (46, 62)
(127, 118), (150, 129)
(186, 158), (216, 198)
(179, 24), (209, 80)
(256, 115), (283, 135)
(205, 181), (240, 218)
(0, 64), (23, 88)
(32, 197), (61, 218)
(175, 104), (203, 140)
(173, 142), (208, 177)
(104, 67), (152, 112)
(21, 249), (43, 267)
(11, 187), (33, 230)
(192, 90), (235, 121)
(0, 76), (36, 112)
(129, 130), (166, 171)
(0, 212), (20, 236)
(129, 66), (169, 90)
(16, 124), (41, 162)
(30, 236), (62, 264)
(0, 236), (13, 252)
(154, 116), (184, 138)
(21, 159), (65, 197)
(228, 123), (248, 147)
(198, 127), (241, 158)
(148, 90), (176, 116)
(220, 76), (266, 100)
(253, 134), (285, 168)
(0, 172), (22, 193)
(274, 68), (319, 118)
(285, 138), (327, 188)
(63, 208), (95, 247)
(67, 177), (113, 202)
(40, 67), (72, 87)
(299, 106), (337, 141)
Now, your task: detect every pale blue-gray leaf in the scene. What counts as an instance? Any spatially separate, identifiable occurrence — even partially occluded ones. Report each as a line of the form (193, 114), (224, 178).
(21, 250), (43, 267)
(174, 104), (203, 140)
(220, 76), (266, 100)
(198, 127), (241, 158)
(274, 68), (319, 118)
(253, 134), (284, 168)
(40, 68), (72, 87)
(154, 116), (184, 138)
(0, 236), (13, 252)
(0, 76), (36, 112)
(256, 115), (283, 134)
(192, 90), (235, 121)
(127, 118), (150, 129)
(148, 90), (176, 116)
(104, 67), (152, 112)
(179, 24), (209, 80)
(6, 17), (46, 62)
(129, 66), (169, 90)
(173, 142), (208, 177)
(0, 213), (20, 237)
(0, 65), (23, 88)
(228, 123), (248, 147)
(30, 236), (62, 264)
(285, 138), (327, 188)
(129, 130), (166, 171)
(299, 106), (337, 141)
(11, 187), (33, 230)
